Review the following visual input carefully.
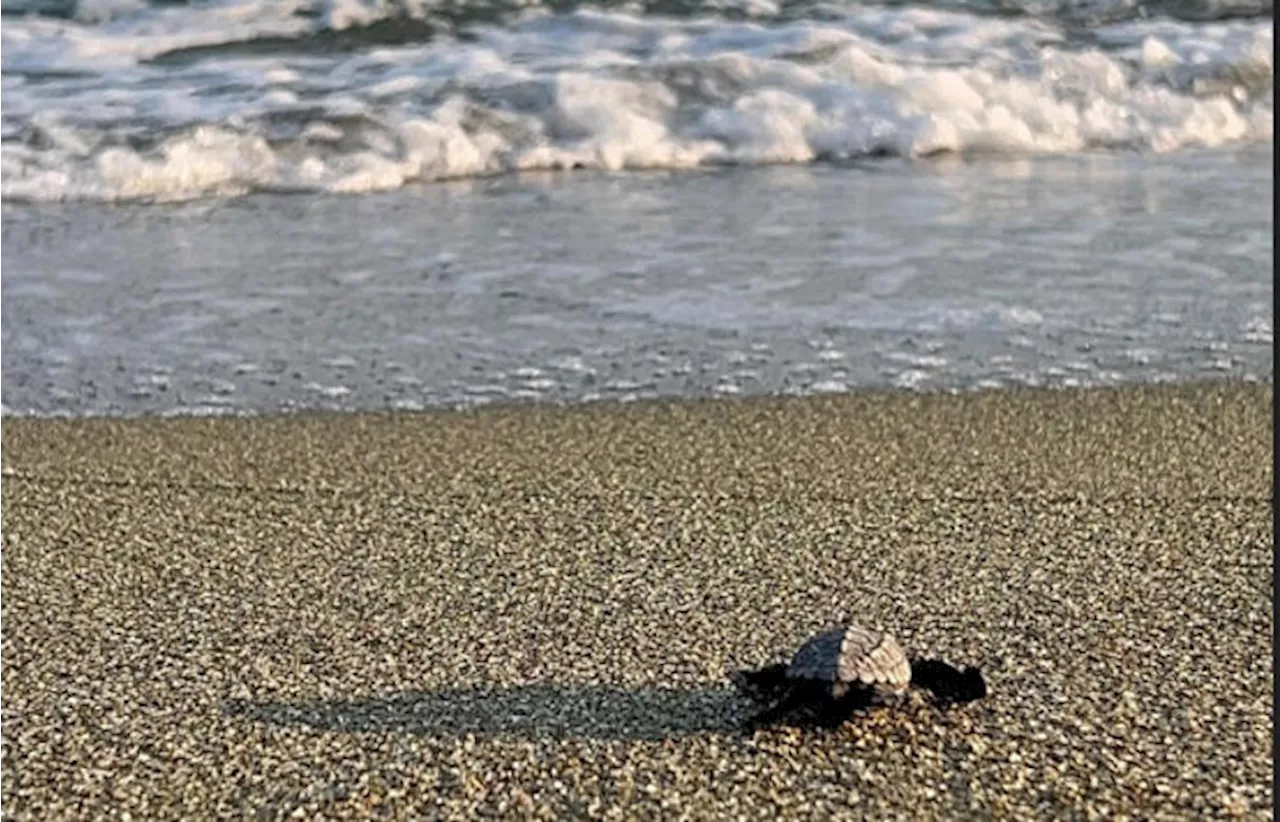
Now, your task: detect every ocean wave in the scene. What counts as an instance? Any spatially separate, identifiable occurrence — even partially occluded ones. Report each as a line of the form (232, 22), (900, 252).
(4, 0), (1272, 28)
(1, 0), (1271, 201)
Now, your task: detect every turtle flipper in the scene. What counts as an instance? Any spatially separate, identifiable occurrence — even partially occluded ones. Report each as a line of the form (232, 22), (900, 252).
(814, 694), (858, 728)
(910, 658), (987, 705)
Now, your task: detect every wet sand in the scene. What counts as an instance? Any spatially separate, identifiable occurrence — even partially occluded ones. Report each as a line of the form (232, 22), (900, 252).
(1, 382), (1273, 819)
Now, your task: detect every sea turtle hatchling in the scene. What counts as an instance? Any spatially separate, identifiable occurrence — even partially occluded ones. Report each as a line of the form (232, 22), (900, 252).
(733, 621), (987, 729)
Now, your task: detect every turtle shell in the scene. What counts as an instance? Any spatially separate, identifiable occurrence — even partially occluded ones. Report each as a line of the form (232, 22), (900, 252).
(786, 624), (911, 695)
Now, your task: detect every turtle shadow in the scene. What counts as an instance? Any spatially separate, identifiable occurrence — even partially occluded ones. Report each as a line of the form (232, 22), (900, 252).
(224, 683), (745, 741)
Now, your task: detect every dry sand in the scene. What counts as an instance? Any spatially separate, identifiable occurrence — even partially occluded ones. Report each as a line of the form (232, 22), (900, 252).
(1, 382), (1273, 819)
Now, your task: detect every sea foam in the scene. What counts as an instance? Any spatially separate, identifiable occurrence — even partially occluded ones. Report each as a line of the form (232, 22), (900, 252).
(1, 0), (1272, 201)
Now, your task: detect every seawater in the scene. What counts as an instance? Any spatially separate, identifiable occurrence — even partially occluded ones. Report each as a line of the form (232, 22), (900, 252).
(2, 0), (1272, 200)
(0, 0), (1272, 416)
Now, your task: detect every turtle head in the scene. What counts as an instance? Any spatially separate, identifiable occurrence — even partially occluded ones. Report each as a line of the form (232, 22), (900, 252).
(954, 666), (987, 702)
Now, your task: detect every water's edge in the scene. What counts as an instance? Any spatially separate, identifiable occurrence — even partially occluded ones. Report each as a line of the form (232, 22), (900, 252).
(3, 152), (1271, 419)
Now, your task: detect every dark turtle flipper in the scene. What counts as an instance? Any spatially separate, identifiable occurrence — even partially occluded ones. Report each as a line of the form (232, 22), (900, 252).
(812, 702), (849, 729)
(910, 658), (987, 705)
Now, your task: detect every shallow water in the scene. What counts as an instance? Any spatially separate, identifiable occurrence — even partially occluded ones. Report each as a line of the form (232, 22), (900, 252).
(2, 147), (1271, 416)
(2, 0), (1271, 416)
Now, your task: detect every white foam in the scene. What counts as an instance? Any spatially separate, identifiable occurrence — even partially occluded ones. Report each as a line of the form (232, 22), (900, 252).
(1242, 318), (1273, 343)
(1, 4), (1272, 201)
(305, 382), (353, 397)
(893, 369), (932, 389)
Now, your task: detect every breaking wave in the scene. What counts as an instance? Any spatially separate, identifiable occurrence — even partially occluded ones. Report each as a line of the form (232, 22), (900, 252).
(2, 0), (1272, 201)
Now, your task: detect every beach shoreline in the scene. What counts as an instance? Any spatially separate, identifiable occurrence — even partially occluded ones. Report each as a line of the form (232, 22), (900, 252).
(4, 147), (1273, 420)
(2, 381), (1273, 818)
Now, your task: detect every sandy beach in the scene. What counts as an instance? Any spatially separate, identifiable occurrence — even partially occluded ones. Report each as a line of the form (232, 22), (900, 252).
(1, 382), (1272, 819)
